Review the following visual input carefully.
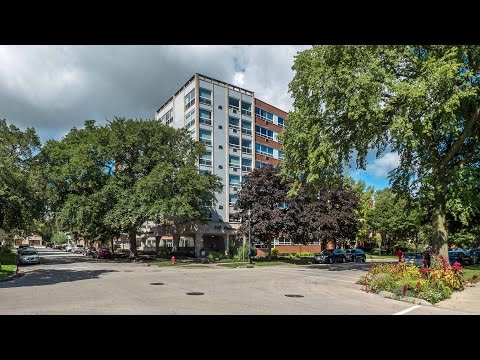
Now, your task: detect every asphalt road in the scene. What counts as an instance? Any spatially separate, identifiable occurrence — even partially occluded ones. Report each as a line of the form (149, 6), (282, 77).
(0, 248), (474, 315)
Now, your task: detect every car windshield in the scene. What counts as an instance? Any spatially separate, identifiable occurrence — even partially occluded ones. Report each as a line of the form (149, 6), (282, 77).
(320, 250), (332, 255)
(21, 251), (37, 255)
(355, 249), (365, 254)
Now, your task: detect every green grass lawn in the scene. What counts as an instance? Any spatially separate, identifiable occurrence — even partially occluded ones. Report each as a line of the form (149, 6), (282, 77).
(463, 264), (480, 281)
(0, 251), (17, 279)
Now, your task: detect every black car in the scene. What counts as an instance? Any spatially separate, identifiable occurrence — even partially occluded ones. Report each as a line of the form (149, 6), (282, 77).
(448, 250), (474, 266)
(345, 248), (366, 262)
(465, 248), (480, 264)
(313, 249), (347, 264)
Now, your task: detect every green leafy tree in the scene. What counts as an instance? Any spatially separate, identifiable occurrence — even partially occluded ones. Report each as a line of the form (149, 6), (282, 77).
(0, 119), (42, 233)
(102, 117), (221, 257)
(52, 232), (68, 245)
(282, 45), (480, 258)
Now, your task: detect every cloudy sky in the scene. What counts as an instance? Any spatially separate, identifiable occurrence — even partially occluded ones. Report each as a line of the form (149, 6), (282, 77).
(0, 45), (397, 189)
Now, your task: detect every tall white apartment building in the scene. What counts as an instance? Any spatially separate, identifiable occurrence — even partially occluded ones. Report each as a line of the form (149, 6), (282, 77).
(155, 74), (286, 256)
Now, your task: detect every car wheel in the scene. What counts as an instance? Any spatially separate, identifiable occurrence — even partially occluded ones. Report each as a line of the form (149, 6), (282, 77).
(342, 257), (346, 263)
(329, 257), (334, 264)
(361, 257), (366, 262)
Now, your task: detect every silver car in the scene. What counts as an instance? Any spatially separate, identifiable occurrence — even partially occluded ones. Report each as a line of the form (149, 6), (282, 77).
(71, 245), (84, 254)
(18, 248), (40, 265)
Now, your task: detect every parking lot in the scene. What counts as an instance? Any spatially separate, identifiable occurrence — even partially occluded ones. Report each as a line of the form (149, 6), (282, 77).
(0, 248), (475, 315)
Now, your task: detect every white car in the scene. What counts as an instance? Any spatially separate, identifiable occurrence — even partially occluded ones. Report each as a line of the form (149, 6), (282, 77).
(65, 244), (74, 252)
(71, 245), (84, 254)
(18, 248), (40, 265)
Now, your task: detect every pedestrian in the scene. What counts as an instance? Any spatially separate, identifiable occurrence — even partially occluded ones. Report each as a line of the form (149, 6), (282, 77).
(396, 248), (404, 263)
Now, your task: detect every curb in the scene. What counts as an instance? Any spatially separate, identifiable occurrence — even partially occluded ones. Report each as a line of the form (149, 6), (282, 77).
(0, 270), (22, 282)
(378, 290), (433, 306)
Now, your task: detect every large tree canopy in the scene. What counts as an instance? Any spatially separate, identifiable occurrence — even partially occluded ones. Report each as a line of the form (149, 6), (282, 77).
(282, 45), (480, 258)
(0, 119), (42, 233)
(40, 118), (222, 257)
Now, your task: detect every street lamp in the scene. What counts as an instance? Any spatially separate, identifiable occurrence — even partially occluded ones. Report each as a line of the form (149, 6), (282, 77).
(247, 209), (252, 265)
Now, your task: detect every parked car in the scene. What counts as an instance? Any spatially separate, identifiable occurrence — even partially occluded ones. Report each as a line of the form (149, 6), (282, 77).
(83, 247), (97, 257)
(95, 248), (113, 259)
(448, 250), (473, 266)
(45, 242), (53, 248)
(16, 244), (31, 254)
(52, 244), (63, 250)
(465, 248), (480, 264)
(344, 248), (366, 262)
(65, 243), (75, 252)
(403, 252), (424, 267)
(313, 249), (347, 264)
(71, 245), (85, 254)
(18, 248), (40, 265)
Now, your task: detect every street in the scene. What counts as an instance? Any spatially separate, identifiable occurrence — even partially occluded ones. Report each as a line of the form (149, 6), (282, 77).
(0, 248), (475, 315)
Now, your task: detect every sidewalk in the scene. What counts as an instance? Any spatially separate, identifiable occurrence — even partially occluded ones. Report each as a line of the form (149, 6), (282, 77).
(434, 282), (480, 314)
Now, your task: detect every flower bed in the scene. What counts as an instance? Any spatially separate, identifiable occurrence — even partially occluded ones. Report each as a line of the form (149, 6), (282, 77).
(357, 255), (479, 304)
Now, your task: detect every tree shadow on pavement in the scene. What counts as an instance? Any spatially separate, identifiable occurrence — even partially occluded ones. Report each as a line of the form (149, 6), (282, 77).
(307, 263), (373, 272)
(0, 268), (117, 288)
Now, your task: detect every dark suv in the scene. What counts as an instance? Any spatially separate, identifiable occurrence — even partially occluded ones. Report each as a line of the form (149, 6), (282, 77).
(313, 249), (347, 264)
(345, 248), (366, 262)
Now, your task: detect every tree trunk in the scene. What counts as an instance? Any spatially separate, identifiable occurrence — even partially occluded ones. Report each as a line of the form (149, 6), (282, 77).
(129, 229), (137, 258)
(111, 237), (114, 253)
(267, 241), (271, 261)
(431, 193), (449, 259)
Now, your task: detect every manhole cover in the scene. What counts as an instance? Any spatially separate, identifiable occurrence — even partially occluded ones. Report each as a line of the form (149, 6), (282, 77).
(150, 282), (164, 285)
(298, 269), (306, 271)
(186, 292), (204, 295)
(285, 294), (304, 298)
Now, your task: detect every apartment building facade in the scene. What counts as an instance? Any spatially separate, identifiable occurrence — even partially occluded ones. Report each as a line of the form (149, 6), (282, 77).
(154, 74), (286, 256)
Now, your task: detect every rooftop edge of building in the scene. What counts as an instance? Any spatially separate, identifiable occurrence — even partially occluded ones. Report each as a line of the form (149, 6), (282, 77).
(155, 73), (289, 116)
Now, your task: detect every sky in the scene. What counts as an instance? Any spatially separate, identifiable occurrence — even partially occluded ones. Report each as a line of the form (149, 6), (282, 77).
(0, 45), (397, 190)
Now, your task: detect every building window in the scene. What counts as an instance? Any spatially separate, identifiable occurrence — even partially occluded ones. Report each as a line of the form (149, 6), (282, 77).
(277, 116), (285, 127)
(255, 143), (274, 157)
(219, 165), (223, 169)
(218, 105), (223, 110)
(241, 139), (252, 153)
(185, 89), (195, 111)
(229, 174), (240, 186)
(218, 145), (223, 149)
(242, 158), (252, 172)
(189, 129), (195, 140)
(255, 125), (275, 140)
(241, 101), (252, 117)
(228, 116), (239, 129)
(199, 129), (212, 146)
(161, 108), (174, 126)
(199, 151), (212, 166)
(256, 161), (268, 169)
(229, 193), (238, 205)
(229, 136), (240, 149)
(199, 88), (212, 106)
(229, 97), (240, 113)
(241, 120), (252, 136)
(255, 107), (273, 122)
(229, 155), (240, 168)
(199, 109), (212, 126)
(219, 205), (223, 210)
(184, 109), (195, 129)
(218, 125), (223, 129)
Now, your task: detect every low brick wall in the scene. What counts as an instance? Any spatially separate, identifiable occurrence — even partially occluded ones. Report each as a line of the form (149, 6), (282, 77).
(256, 245), (322, 257)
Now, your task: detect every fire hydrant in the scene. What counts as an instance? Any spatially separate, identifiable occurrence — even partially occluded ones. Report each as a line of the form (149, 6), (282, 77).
(171, 256), (175, 265)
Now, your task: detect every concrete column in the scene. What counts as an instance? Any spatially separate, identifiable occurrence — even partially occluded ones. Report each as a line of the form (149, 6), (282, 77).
(195, 232), (204, 257)
(223, 234), (229, 256)
(173, 234), (180, 251)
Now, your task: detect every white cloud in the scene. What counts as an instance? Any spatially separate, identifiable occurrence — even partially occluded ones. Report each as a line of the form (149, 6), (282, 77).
(0, 45), (309, 141)
(366, 152), (400, 177)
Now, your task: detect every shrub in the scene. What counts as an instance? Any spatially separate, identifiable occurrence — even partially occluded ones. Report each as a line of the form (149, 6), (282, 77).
(271, 248), (279, 258)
